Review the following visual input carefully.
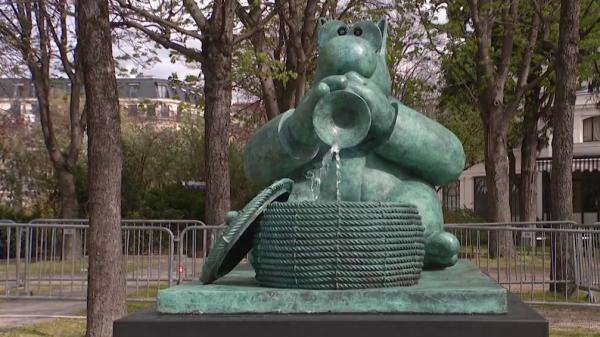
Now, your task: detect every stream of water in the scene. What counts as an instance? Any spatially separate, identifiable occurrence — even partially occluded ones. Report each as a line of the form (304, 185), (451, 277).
(308, 144), (341, 201)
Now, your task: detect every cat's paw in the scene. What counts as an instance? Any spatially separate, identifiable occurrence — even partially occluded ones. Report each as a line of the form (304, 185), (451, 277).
(423, 231), (459, 269)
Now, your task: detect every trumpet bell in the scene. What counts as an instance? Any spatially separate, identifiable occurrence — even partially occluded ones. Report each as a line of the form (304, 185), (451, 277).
(313, 90), (371, 149)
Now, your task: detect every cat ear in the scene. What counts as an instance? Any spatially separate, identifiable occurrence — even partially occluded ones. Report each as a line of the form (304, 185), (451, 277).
(377, 19), (388, 55)
(317, 20), (345, 48)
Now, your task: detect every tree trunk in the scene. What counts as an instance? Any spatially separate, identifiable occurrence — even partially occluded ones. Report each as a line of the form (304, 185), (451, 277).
(520, 87), (541, 247)
(550, 0), (580, 295)
(57, 169), (78, 217)
(508, 146), (517, 220)
(521, 88), (540, 224)
(253, 34), (280, 120)
(483, 109), (514, 257)
(201, 54), (232, 229)
(200, 2), (234, 246)
(76, 0), (127, 335)
(520, 136), (538, 222)
(57, 168), (81, 258)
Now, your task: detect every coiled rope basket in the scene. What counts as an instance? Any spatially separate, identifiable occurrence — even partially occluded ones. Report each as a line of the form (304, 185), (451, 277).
(251, 201), (425, 290)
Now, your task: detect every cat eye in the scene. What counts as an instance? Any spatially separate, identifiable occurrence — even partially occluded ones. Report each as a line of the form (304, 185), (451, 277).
(337, 26), (347, 35)
(353, 27), (363, 36)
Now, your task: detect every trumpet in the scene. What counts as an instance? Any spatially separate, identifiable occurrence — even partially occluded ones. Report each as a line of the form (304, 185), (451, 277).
(312, 90), (371, 149)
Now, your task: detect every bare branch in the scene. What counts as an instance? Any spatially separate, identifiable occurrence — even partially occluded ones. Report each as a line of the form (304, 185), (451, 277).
(469, 0), (495, 83)
(182, 0), (208, 30)
(503, 1), (541, 118)
(116, 0), (203, 40)
(233, 6), (276, 45)
(119, 18), (204, 63)
(496, 0), (519, 87)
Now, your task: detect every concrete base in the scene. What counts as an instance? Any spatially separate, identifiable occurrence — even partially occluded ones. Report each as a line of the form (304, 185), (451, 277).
(114, 294), (548, 337)
(157, 260), (507, 314)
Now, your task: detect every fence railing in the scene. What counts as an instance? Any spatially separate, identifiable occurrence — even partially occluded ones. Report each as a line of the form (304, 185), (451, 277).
(176, 225), (225, 283)
(445, 221), (600, 306)
(0, 219), (598, 307)
(0, 221), (175, 301)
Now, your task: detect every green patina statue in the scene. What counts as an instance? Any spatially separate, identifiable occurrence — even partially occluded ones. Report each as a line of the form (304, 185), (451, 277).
(244, 19), (465, 269)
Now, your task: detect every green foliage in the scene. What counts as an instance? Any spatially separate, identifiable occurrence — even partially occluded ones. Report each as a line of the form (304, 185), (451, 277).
(443, 208), (486, 224)
(425, 0), (600, 171)
(1, 105), (262, 221)
(118, 116), (260, 220)
(0, 115), (57, 217)
(0, 204), (42, 222)
(229, 144), (264, 211)
(437, 105), (484, 167)
(120, 115), (205, 219)
(134, 184), (204, 219)
(233, 46), (297, 99)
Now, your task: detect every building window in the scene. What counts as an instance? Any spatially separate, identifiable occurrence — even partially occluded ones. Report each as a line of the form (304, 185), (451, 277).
(14, 84), (25, 98)
(583, 116), (600, 142)
(146, 103), (156, 117)
(128, 104), (139, 116)
(473, 176), (490, 220)
(442, 180), (460, 212)
(9, 102), (21, 114)
(128, 83), (140, 98)
(156, 83), (169, 99)
(160, 104), (170, 118)
(588, 79), (599, 93)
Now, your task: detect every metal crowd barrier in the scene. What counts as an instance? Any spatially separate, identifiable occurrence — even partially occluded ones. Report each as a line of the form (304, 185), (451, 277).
(0, 221), (175, 301)
(1, 218), (598, 308)
(445, 221), (600, 307)
(175, 225), (226, 283)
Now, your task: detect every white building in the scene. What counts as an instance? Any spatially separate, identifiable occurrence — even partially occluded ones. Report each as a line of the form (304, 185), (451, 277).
(445, 85), (600, 224)
(0, 77), (200, 126)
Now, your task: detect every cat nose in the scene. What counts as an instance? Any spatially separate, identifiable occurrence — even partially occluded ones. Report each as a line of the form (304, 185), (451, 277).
(317, 36), (377, 79)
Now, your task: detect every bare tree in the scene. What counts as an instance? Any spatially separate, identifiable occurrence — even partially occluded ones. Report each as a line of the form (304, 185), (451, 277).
(76, 0), (126, 334)
(0, 0), (85, 220)
(114, 0), (275, 230)
(236, 0), (363, 120)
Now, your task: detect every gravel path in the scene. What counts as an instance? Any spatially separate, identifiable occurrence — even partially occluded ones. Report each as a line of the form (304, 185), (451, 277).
(0, 300), (85, 332)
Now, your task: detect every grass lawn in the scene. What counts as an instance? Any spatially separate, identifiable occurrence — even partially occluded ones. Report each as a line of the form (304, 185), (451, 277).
(0, 256), (158, 279)
(519, 290), (595, 303)
(0, 300), (155, 337)
(0, 318), (85, 337)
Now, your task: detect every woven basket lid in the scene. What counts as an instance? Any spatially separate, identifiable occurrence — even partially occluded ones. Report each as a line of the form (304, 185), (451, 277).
(200, 178), (294, 284)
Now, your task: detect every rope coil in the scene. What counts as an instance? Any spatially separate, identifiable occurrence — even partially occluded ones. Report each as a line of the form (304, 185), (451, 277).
(252, 201), (425, 289)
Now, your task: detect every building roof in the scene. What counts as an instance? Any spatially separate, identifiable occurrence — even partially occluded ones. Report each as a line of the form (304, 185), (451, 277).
(0, 77), (199, 103)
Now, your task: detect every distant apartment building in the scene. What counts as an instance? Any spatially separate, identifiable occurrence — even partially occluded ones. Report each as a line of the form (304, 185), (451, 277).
(0, 77), (200, 126)
(443, 82), (600, 224)
(0, 78), (38, 123)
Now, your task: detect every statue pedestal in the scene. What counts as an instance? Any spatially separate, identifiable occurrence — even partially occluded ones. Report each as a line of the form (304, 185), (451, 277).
(156, 261), (506, 315)
(113, 261), (547, 337)
(113, 294), (548, 337)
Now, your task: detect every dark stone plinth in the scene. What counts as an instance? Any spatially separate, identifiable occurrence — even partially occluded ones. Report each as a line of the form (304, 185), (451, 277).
(114, 294), (548, 337)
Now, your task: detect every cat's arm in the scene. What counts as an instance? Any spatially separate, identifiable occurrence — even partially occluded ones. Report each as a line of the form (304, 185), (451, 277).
(374, 99), (465, 186)
(244, 82), (338, 184)
(243, 109), (319, 184)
